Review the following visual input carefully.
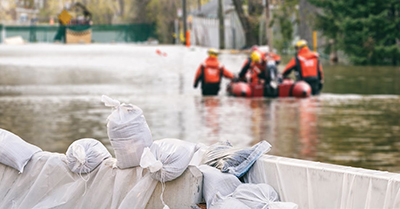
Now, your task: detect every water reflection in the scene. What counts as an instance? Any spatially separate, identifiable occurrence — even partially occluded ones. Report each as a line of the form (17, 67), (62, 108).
(0, 45), (399, 172)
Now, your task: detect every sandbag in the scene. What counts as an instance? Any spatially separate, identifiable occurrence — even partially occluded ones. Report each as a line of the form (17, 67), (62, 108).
(102, 95), (153, 169)
(209, 196), (251, 209)
(232, 183), (279, 208)
(140, 138), (198, 182)
(0, 128), (42, 173)
(269, 202), (299, 209)
(198, 165), (242, 208)
(202, 140), (271, 177)
(66, 138), (111, 174)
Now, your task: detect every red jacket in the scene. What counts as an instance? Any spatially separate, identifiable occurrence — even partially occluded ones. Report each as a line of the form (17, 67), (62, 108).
(283, 47), (324, 80)
(193, 57), (234, 87)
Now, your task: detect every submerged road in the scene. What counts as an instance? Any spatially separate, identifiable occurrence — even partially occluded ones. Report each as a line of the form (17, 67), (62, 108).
(0, 44), (399, 172)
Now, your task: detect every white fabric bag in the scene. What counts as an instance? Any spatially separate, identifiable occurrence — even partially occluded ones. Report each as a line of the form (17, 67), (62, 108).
(0, 128), (42, 173)
(66, 138), (111, 174)
(209, 195), (251, 209)
(140, 138), (198, 209)
(102, 95), (153, 169)
(232, 183), (279, 209)
(198, 165), (242, 208)
(140, 138), (198, 182)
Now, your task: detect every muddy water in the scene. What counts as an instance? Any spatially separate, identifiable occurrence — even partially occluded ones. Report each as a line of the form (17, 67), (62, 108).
(0, 44), (399, 172)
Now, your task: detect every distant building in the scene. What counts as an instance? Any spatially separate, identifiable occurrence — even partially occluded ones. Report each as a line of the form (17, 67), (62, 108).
(2, 0), (47, 25)
(190, 0), (245, 49)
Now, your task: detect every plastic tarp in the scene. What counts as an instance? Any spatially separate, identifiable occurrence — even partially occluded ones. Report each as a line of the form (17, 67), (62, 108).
(244, 154), (400, 209)
(0, 151), (158, 209)
(202, 140), (271, 177)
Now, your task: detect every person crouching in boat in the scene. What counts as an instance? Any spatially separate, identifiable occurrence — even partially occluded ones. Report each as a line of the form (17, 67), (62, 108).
(238, 46), (281, 97)
(193, 48), (235, 96)
(282, 40), (324, 95)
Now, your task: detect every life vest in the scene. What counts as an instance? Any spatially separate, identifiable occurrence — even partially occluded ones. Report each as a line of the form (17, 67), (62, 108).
(295, 48), (321, 79)
(248, 63), (263, 84)
(194, 57), (224, 89)
(249, 51), (267, 84)
(200, 62), (224, 84)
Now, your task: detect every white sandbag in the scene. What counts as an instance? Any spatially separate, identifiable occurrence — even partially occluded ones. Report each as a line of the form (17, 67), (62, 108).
(232, 183), (279, 209)
(198, 165), (242, 208)
(209, 195), (251, 209)
(269, 202), (299, 209)
(140, 138), (198, 182)
(189, 143), (207, 166)
(102, 95), (153, 169)
(0, 128), (42, 173)
(66, 138), (111, 174)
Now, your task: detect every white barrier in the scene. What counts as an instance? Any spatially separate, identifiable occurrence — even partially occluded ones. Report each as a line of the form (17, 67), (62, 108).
(244, 154), (400, 209)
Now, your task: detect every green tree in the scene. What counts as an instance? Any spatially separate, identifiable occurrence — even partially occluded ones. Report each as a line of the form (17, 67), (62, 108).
(0, 0), (16, 22)
(271, 0), (298, 54)
(86, 0), (118, 24)
(308, 0), (400, 65)
(146, 0), (179, 43)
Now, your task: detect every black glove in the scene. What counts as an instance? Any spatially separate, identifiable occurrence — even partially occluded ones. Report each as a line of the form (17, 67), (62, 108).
(232, 76), (239, 83)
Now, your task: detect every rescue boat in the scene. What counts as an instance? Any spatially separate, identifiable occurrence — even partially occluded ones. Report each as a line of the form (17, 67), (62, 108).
(226, 78), (312, 98)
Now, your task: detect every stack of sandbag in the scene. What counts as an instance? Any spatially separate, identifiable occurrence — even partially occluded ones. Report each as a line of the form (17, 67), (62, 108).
(202, 140), (271, 177)
(198, 164), (298, 209)
(66, 138), (111, 174)
(198, 141), (298, 209)
(0, 128), (42, 173)
(102, 95), (153, 169)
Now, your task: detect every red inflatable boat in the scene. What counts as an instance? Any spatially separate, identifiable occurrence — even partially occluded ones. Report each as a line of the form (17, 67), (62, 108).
(227, 79), (311, 98)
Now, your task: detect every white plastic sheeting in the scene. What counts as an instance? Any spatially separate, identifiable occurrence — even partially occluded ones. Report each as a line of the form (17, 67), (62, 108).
(244, 154), (400, 209)
(0, 151), (158, 209)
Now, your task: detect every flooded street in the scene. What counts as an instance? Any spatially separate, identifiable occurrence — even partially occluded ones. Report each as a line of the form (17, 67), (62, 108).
(0, 44), (399, 172)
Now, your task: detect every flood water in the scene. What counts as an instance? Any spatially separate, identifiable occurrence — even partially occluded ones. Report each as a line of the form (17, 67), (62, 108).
(0, 44), (399, 172)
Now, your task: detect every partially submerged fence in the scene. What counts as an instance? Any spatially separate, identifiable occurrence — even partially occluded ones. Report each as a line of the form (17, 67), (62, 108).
(0, 24), (157, 43)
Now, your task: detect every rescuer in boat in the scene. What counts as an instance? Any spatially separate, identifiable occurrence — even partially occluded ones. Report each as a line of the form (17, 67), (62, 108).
(282, 40), (324, 95)
(238, 46), (281, 97)
(193, 48), (235, 96)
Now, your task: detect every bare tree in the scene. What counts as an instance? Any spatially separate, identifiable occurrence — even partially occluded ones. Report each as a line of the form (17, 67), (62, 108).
(231, 0), (257, 47)
(218, 0), (224, 49)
